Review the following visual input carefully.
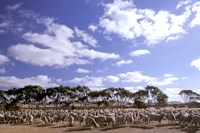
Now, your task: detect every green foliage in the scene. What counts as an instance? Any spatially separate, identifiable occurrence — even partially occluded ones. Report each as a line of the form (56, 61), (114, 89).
(134, 98), (147, 109)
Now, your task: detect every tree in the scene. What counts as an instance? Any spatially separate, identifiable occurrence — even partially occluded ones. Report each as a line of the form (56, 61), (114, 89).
(157, 92), (168, 107)
(145, 86), (161, 105)
(0, 90), (6, 110)
(75, 86), (91, 109)
(179, 90), (200, 104)
(133, 90), (148, 108)
(115, 88), (132, 108)
(145, 86), (168, 107)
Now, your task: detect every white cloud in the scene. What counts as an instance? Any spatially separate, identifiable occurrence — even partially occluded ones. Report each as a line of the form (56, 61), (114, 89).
(190, 2), (200, 27)
(164, 88), (182, 101)
(191, 57), (200, 70)
(118, 71), (178, 86)
(124, 86), (144, 93)
(0, 75), (58, 88)
(70, 75), (120, 88)
(76, 68), (90, 74)
(6, 3), (22, 11)
(166, 36), (181, 42)
(129, 49), (151, 57)
(105, 75), (120, 83)
(146, 74), (178, 86)
(176, 0), (192, 9)
(74, 27), (98, 47)
(115, 59), (133, 66)
(88, 24), (97, 32)
(8, 18), (119, 68)
(99, 0), (191, 45)
(8, 44), (90, 67)
(148, 76), (178, 86)
(0, 54), (10, 65)
(69, 76), (104, 88)
(119, 71), (157, 83)
(164, 74), (174, 77)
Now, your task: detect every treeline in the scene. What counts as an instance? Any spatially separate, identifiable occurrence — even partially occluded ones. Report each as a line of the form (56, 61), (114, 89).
(0, 85), (199, 110)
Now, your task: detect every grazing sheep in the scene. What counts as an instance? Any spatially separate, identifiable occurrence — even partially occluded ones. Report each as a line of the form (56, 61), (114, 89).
(68, 114), (74, 127)
(26, 114), (34, 124)
(106, 115), (116, 127)
(93, 116), (107, 126)
(85, 117), (99, 129)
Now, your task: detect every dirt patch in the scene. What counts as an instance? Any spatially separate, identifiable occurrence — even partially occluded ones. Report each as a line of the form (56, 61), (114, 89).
(0, 123), (199, 133)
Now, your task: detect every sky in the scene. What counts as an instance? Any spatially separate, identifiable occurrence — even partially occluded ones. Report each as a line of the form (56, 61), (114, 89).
(0, 0), (200, 101)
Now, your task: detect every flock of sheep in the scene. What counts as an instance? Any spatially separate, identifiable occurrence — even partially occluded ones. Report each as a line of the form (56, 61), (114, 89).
(0, 108), (200, 129)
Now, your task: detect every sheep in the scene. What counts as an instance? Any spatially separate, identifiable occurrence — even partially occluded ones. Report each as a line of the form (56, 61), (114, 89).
(0, 114), (5, 124)
(68, 114), (74, 127)
(77, 115), (85, 125)
(189, 114), (200, 127)
(106, 115), (116, 127)
(115, 115), (124, 125)
(93, 116), (107, 126)
(85, 117), (99, 129)
(41, 115), (48, 124)
(165, 111), (176, 124)
(26, 113), (34, 124)
(148, 113), (165, 125)
(124, 113), (134, 125)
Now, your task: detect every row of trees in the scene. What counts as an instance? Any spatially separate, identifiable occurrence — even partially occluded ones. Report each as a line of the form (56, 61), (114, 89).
(0, 85), (199, 110)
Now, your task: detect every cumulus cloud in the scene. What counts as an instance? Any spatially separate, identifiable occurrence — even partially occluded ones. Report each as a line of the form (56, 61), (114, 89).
(105, 75), (120, 83)
(74, 27), (98, 47)
(0, 54), (10, 65)
(164, 74), (174, 77)
(124, 86), (144, 93)
(119, 72), (178, 86)
(76, 68), (90, 74)
(88, 24), (97, 32)
(129, 50), (151, 57)
(119, 71), (157, 83)
(98, 0), (191, 45)
(69, 76), (104, 88)
(164, 88), (182, 101)
(8, 18), (119, 68)
(70, 71), (180, 91)
(115, 59), (133, 67)
(191, 57), (200, 70)
(0, 75), (58, 88)
(190, 2), (200, 27)
(176, 0), (192, 9)
(148, 76), (178, 86)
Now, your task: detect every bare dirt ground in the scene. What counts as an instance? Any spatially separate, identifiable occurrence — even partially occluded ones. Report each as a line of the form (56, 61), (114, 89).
(0, 122), (199, 133)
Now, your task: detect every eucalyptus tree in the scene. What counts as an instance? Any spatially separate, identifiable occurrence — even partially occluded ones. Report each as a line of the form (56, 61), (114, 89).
(75, 85), (91, 108)
(157, 92), (168, 107)
(104, 87), (118, 102)
(115, 88), (132, 108)
(88, 90), (100, 103)
(0, 90), (6, 110)
(19, 85), (45, 109)
(4, 88), (23, 110)
(179, 90), (200, 104)
(145, 86), (161, 105)
(133, 90), (148, 108)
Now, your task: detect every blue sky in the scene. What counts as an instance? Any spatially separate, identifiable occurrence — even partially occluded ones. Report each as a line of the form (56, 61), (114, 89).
(0, 0), (200, 101)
